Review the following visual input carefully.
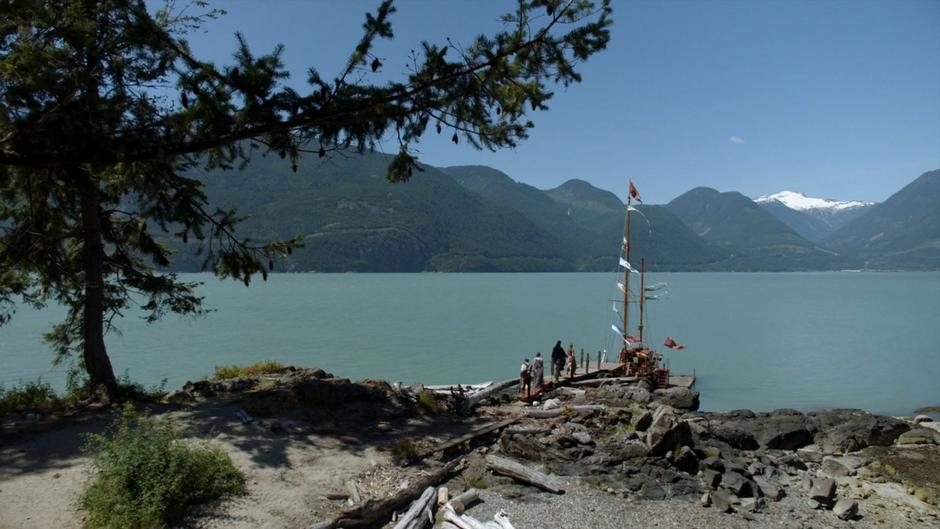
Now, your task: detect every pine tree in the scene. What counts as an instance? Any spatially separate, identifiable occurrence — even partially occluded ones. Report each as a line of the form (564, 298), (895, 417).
(0, 0), (612, 396)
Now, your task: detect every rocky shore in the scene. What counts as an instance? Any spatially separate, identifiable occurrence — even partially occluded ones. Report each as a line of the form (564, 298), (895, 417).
(1, 366), (938, 529)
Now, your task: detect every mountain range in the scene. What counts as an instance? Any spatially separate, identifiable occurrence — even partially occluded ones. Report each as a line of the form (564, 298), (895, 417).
(755, 190), (873, 242)
(168, 153), (939, 272)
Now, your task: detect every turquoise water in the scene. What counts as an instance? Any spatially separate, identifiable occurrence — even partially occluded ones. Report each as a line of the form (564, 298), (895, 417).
(2, 273), (938, 415)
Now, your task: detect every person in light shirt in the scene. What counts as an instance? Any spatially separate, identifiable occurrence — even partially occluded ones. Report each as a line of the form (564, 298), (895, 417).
(532, 352), (545, 390)
(519, 358), (532, 398)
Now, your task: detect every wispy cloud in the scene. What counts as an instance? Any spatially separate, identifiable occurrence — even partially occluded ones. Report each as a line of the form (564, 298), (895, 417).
(729, 136), (745, 144)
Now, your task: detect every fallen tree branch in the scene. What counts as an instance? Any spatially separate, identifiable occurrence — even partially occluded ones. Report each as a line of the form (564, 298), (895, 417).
(392, 486), (435, 529)
(465, 378), (518, 409)
(525, 405), (607, 419)
(485, 454), (565, 493)
(312, 458), (464, 528)
(571, 376), (638, 387)
(410, 417), (521, 463)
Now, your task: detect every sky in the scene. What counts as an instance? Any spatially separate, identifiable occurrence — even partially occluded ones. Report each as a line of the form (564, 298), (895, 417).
(176, 0), (940, 204)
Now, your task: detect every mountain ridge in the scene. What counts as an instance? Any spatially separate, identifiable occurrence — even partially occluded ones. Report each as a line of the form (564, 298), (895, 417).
(162, 153), (937, 272)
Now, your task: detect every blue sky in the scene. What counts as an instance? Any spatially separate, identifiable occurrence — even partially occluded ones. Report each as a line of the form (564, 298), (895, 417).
(179, 0), (940, 204)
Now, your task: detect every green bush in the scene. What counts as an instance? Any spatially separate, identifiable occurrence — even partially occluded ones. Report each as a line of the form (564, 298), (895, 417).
(212, 360), (286, 380)
(416, 389), (442, 414)
(391, 438), (419, 465)
(0, 380), (62, 414)
(81, 404), (245, 529)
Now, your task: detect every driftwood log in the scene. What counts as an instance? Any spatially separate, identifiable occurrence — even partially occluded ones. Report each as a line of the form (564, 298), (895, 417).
(312, 458), (464, 529)
(444, 488), (481, 514)
(392, 486), (435, 529)
(525, 404), (607, 419)
(571, 376), (638, 387)
(465, 378), (518, 409)
(411, 417), (521, 462)
(441, 504), (516, 529)
(485, 454), (565, 493)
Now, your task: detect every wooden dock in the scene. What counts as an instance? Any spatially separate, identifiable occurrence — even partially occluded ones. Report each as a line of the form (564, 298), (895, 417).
(511, 358), (696, 403)
(668, 374), (696, 388)
(574, 361), (696, 389)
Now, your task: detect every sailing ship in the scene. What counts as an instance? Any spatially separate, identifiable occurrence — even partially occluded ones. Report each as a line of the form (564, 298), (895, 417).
(611, 181), (692, 389)
(515, 180), (694, 402)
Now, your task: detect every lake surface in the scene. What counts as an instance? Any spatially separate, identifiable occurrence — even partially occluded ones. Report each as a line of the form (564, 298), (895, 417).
(2, 272), (939, 415)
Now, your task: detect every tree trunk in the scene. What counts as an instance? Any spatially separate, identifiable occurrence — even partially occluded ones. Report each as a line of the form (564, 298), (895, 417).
(78, 168), (118, 397)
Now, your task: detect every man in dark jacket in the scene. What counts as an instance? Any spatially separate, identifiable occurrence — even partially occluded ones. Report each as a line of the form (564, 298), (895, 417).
(551, 340), (566, 383)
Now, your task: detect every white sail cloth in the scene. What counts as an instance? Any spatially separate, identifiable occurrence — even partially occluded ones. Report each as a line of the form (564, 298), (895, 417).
(619, 257), (640, 274)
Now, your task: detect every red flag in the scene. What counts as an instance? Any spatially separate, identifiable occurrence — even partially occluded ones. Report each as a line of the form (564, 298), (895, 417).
(664, 336), (686, 350)
(629, 180), (642, 203)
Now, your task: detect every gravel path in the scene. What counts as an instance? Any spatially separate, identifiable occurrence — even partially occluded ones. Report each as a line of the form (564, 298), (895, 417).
(460, 479), (940, 529)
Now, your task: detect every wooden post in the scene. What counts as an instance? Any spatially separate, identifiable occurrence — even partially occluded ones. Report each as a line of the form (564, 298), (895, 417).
(580, 350), (584, 374)
(597, 351), (601, 372)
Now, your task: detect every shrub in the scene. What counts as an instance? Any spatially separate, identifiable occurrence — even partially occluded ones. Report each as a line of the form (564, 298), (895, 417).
(0, 380), (62, 414)
(391, 438), (418, 465)
(212, 361), (286, 380)
(417, 389), (442, 414)
(81, 404), (245, 529)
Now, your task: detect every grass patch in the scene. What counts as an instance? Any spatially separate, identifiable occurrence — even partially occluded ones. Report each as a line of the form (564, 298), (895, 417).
(81, 404), (245, 529)
(0, 380), (63, 414)
(417, 389), (442, 414)
(0, 373), (168, 418)
(464, 476), (489, 489)
(212, 361), (287, 380)
(391, 438), (419, 465)
(702, 447), (721, 459)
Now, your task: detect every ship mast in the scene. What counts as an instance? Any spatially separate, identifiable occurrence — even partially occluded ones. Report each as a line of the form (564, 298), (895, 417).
(639, 258), (646, 344)
(622, 190), (632, 349)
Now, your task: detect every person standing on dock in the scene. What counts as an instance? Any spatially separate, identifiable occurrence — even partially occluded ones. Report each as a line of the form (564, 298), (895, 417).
(551, 341), (566, 383)
(519, 358), (532, 398)
(567, 344), (577, 378)
(532, 352), (545, 390)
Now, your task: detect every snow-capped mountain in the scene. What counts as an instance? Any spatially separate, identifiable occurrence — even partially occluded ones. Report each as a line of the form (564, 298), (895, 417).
(753, 191), (876, 241)
(754, 190), (873, 211)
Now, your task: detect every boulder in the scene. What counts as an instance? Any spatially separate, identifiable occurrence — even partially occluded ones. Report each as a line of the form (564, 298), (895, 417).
(897, 428), (940, 446)
(747, 461), (765, 476)
(647, 407), (693, 456)
(722, 471), (750, 496)
(754, 411), (815, 450)
(632, 410), (653, 432)
(182, 379), (215, 398)
(619, 440), (651, 460)
(670, 478), (704, 498)
(920, 421), (940, 435)
(572, 431), (594, 445)
(774, 453), (808, 470)
(753, 476), (785, 501)
(809, 478), (836, 505)
(701, 456), (725, 472)
(832, 499), (859, 520)
(739, 496), (765, 513)
(637, 480), (666, 500)
(700, 492), (712, 507)
(653, 387), (700, 411)
(702, 469), (722, 489)
(913, 414), (933, 425)
(711, 489), (734, 513)
(796, 445), (824, 463)
(812, 409), (910, 453)
(673, 446), (699, 475)
(623, 385), (652, 404)
(821, 455), (866, 477)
